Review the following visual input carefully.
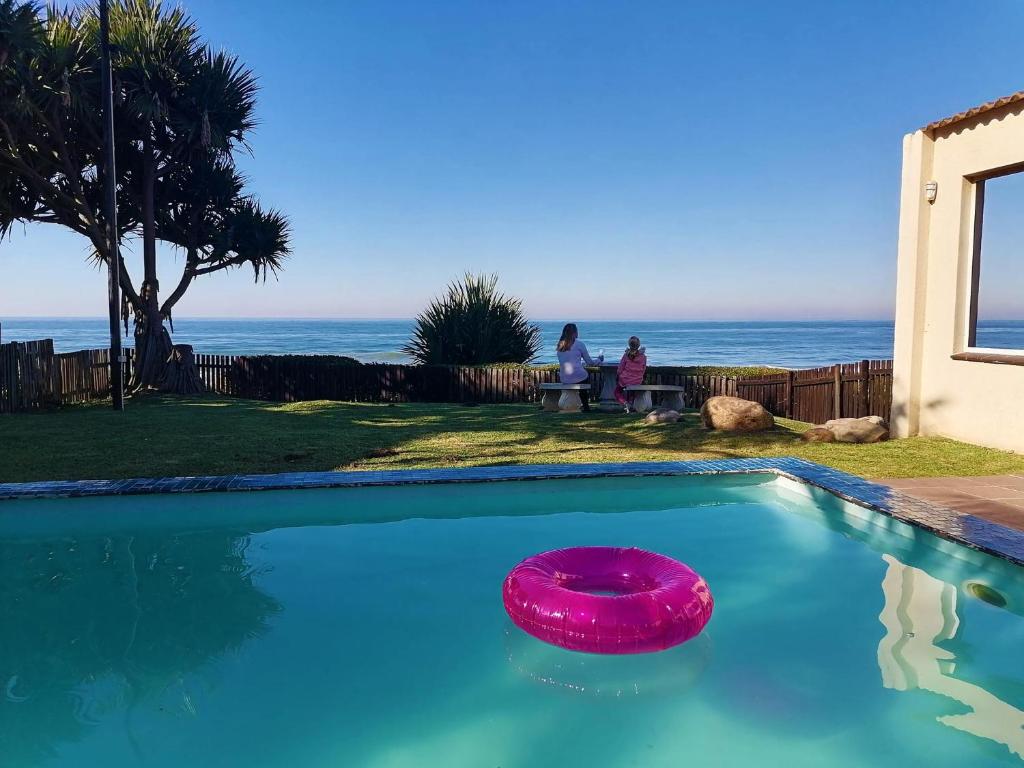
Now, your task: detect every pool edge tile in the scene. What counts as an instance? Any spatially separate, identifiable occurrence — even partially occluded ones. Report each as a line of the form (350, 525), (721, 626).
(2, 458), (1023, 567)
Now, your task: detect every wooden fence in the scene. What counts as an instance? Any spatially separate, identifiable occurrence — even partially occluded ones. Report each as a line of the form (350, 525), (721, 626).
(0, 339), (893, 423)
(0, 339), (63, 413)
(2, 343), (133, 411)
(737, 359), (893, 423)
(53, 348), (102, 404)
(192, 355), (737, 407)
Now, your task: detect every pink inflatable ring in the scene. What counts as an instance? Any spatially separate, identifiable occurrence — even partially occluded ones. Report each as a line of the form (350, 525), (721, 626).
(503, 546), (713, 654)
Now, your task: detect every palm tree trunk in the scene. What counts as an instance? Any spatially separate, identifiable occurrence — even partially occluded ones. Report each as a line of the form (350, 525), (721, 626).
(142, 135), (157, 290)
(130, 317), (174, 391)
(159, 344), (205, 395)
(129, 135), (173, 391)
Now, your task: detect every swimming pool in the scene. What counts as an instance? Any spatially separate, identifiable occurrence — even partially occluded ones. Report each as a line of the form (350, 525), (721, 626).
(1, 462), (1022, 767)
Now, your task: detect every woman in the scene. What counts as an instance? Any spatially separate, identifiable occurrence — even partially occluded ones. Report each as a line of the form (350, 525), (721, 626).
(556, 323), (602, 411)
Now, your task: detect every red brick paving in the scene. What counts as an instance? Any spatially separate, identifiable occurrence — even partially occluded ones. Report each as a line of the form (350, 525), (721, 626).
(883, 475), (1024, 532)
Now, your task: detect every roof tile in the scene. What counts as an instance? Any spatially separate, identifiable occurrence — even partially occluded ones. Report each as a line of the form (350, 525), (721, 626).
(924, 90), (1024, 133)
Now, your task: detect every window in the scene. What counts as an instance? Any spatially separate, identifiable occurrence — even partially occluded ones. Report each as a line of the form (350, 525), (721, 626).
(967, 169), (1024, 352)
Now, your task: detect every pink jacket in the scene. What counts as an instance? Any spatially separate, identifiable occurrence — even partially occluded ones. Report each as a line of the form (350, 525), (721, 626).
(617, 351), (647, 387)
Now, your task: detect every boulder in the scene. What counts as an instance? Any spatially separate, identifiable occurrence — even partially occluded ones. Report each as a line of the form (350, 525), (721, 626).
(645, 408), (680, 424)
(700, 396), (774, 432)
(801, 427), (835, 443)
(861, 415), (888, 429)
(822, 417), (889, 444)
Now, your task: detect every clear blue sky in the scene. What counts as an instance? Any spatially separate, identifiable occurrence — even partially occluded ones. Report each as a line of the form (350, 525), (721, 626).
(2, 0), (1022, 320)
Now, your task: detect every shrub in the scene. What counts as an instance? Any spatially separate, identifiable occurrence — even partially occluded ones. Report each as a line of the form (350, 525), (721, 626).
(404, 274), (542, 365)
(245, 355), (361, 366)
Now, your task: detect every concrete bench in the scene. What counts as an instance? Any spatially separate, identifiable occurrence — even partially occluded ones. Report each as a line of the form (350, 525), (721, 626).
(624, 384), (686, 414)
(540, 382), (591, 413)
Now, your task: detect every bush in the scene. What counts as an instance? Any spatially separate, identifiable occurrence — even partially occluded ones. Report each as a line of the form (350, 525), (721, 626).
(404, 274), (542, 365)
(672, 365), (786, 377)
(245, 355), (361, 366)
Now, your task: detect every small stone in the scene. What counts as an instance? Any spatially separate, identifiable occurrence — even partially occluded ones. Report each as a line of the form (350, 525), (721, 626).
(645, 408), (680, 424)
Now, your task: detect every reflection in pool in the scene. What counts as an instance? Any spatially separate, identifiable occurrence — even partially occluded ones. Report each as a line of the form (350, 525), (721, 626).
(878, 555), (1024, 760)
(504, 624), (712, 697)
(0, 530), (279, 766)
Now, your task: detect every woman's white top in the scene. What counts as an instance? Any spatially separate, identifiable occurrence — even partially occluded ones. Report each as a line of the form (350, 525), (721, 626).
(557, 340), (597, 384)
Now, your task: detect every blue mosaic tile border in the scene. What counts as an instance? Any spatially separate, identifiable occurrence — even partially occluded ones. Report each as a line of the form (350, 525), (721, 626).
(1, 457), (1023, 567)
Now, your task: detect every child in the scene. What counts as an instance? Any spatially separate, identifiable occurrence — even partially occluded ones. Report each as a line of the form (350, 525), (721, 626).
(615, 336), (647, 411)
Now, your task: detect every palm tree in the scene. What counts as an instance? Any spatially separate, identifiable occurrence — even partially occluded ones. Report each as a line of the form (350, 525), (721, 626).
(0, 0), (290, 392)
(104, 1), (264, 388)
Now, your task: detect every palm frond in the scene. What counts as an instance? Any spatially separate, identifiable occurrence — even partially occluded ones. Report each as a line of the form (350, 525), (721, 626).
(173, 47), (258, 152)
(0, 0), (42, 67)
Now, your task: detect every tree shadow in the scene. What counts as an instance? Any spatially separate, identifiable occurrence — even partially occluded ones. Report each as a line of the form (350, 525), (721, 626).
(1, 395), (819, 482)
(0, 528), (280, 765)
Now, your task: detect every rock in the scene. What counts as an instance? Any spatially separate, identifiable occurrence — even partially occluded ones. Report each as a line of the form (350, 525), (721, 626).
(824, 415), (888, 429)
(645, 408), (680, 424)
(822, 417), (889, 444)
(801, 427), (835, 443)
(700, 396), (774, 432)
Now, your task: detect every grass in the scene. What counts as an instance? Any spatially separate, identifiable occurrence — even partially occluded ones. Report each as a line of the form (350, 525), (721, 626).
(1, 395), (1022, 483)
(522, 364), (786, 377)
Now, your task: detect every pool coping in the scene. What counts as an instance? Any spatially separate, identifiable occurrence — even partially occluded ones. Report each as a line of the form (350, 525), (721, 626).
(1, 457), (1023, 567)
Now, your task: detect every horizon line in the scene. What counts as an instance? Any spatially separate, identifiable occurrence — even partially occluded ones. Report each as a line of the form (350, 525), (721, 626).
(0, 315), (902, 323)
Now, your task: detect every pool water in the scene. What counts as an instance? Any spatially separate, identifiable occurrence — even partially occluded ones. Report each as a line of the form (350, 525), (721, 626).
(1, 474), (1022, 767)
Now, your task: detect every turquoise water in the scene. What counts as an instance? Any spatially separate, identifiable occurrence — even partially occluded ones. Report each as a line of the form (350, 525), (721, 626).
(1, 474), (1023, 767)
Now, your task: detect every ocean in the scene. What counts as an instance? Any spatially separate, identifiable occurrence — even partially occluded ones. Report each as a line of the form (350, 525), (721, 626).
(2, 317), (1023, 368)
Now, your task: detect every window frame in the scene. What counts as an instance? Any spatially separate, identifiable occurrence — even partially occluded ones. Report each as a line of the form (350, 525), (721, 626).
(957, 162), (1024, 362)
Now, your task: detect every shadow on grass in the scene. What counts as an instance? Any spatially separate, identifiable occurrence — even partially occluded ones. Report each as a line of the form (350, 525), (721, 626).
(0, 394), (885, 482)
(336, 404), (809, 469)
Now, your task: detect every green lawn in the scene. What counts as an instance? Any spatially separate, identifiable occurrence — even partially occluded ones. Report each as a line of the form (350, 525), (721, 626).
(1, 395), (1022, 483)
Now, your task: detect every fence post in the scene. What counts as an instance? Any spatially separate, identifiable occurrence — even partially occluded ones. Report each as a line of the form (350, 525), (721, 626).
(859, 359), (870, 417)
(833, 365), (842, 419)
(785, 370), (794, 419)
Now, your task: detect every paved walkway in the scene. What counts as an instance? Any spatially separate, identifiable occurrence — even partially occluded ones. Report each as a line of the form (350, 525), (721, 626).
(883, 475), (1024, 532)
